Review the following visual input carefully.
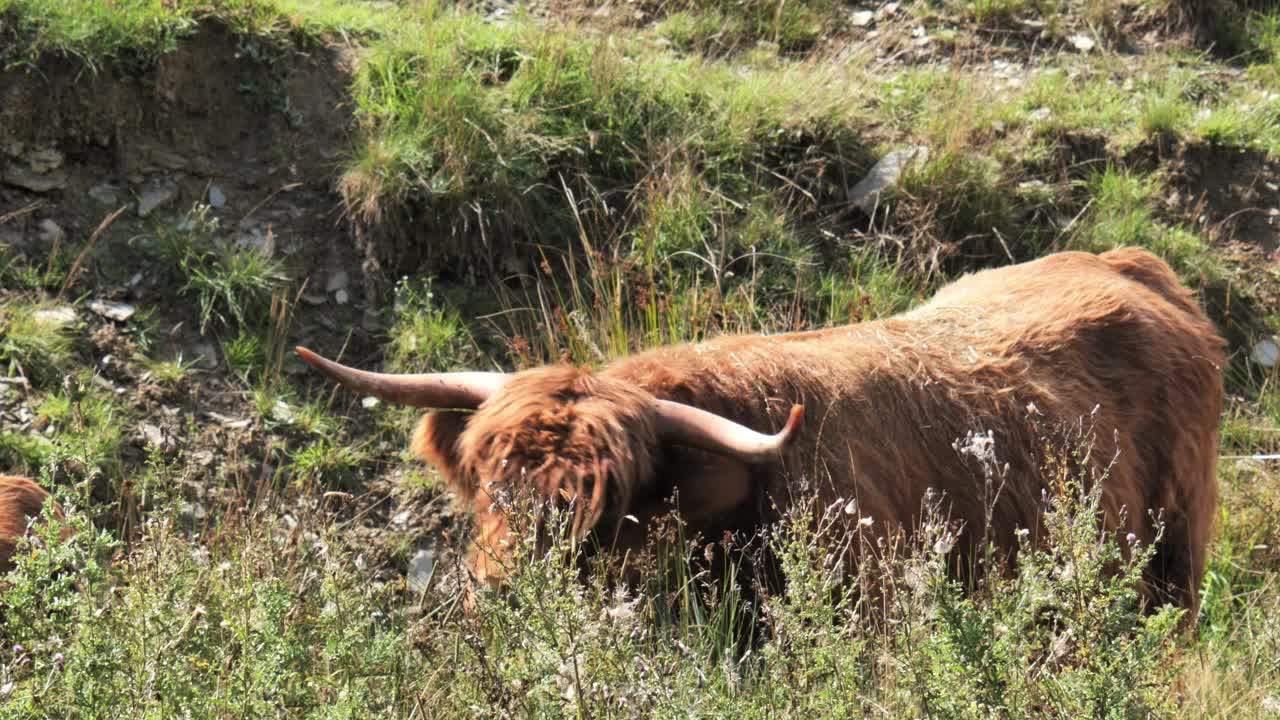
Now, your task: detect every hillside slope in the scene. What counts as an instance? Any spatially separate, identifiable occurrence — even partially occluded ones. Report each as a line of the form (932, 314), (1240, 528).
(1, 0), (1278, 715)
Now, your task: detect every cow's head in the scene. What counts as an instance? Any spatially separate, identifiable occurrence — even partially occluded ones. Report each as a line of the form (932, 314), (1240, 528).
(296, 347), (803, 590)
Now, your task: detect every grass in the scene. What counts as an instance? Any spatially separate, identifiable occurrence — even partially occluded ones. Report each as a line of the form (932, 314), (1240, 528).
(1068, 167), (1224, 285)
(338, 9), (873, 282)
(0, 0), (393, 69)
(1, 428), (1246, 718)
(138, 204), (288, 335)
(0, 302), (76, 388)
(0, 0), (1279, 716)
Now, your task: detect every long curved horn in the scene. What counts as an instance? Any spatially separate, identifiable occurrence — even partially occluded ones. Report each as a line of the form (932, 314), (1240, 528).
(654, 400), (804, 463)
(295, 347), (506, 409)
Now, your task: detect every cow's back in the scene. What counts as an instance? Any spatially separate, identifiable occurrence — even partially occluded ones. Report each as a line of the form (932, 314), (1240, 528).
(611, 248), (1224, 618)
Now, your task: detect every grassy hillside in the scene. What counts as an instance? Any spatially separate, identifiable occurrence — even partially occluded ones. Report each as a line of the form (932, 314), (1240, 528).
(0, 0), (1279, 716)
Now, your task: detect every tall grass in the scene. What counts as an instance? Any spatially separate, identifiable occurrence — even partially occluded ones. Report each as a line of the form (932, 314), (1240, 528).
(1, 423), (1221, 717)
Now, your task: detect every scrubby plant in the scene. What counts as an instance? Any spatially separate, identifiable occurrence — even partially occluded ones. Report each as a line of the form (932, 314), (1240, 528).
(387, 277), (482, 373)
(139, 203), (287, 335)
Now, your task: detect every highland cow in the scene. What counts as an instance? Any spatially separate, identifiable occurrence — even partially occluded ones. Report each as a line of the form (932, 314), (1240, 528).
(298, 247), (1225, 618)
(0, 475), (55, 573)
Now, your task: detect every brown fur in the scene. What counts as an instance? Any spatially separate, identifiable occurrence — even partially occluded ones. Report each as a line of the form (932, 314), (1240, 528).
(0, 475), (55, 573)
(414, 248), (1225, 618)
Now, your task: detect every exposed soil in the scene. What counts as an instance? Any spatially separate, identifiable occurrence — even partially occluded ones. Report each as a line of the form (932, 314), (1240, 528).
(0, 23), (382, 360)
(1166, 144), (1280, 256)
(0, 23), (451, 578)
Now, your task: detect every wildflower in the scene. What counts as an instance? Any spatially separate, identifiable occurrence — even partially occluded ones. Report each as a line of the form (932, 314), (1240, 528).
(1015, 528), (1030, 540)
(1126, 532), (1138, 544)
(11, 645), (23, 655)
(52, 653), (64, 666)
(933, 535), (955, 555)
(859, 516), (874, 527)
(844, 498), (858, 516)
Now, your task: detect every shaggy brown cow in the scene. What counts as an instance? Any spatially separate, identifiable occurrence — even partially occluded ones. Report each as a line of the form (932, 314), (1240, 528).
(298, 247), (1225, 618)
(0, 475), (55, 573)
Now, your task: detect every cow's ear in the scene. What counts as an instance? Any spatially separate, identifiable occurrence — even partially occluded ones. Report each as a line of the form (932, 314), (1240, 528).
(410, 411), (473, 498)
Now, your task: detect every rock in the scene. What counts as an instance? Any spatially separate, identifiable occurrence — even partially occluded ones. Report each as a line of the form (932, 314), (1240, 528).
(391, 510), (411, 527)
(3, 166), (67, 193)
(851, 9), (873, 26)
(137, 423), (174, 450)
(137, 185), (177, 217)
(334, 289), (350, 305)
(181, 500), (207, 521)
(325, 270), (350, 293)
(234, 227), (273, 257)
(1252, 337), (1278, 368)
(25, 148), (63, 174)
(148, 147), (187, 171)
(1069, 33), (1095, 52)
(407, 548), (437, 593)
(89, 184), (120, 205)
(0, 228), (23, 248)
(188, 341), (219, 370)
(208, 184), (226, 208)
(271, 400), (296, 424)
(1029, 107), (1052, 121)
(33, 306), (77, 328)
(88, 299), (136, 322)
(361, 396), (380, 410)
(300, 293), (328, 306)
(37, 219), (64, 245)
(361, 309), (385, 333)
(847, 145), (929, 214)
(205, 411), (252, 429)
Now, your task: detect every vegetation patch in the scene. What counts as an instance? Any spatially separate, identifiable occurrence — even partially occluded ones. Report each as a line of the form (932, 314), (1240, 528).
(0, 0), (1278, 716)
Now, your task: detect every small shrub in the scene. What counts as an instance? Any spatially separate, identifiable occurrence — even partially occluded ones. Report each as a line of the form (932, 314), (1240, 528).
(140, 204), (288, 334)
(387, 277), (481, 373)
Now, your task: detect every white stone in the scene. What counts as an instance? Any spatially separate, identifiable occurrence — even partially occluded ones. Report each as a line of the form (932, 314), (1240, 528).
(32, 306), (77, 328)
(407, 549), (436, 593)
(208, 184), (227, 208)
(1069, 33), (1095, 52)
(847, 145), (929, 214)
(325, 270), (350, 293)
(1251, 337), (1278, 368)
(88, 299), (136, 322)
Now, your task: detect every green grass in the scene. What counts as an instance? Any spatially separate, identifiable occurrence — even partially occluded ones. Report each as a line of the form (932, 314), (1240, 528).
(339, 10), (871, 276)
(1068, 167), (1223, 286)
(0, 0), (393, 68)
(0, 302), (76, 387)
(138, 204), (288, 335)
(387, 277), (483, 373)
(653, 0), (844, 54)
